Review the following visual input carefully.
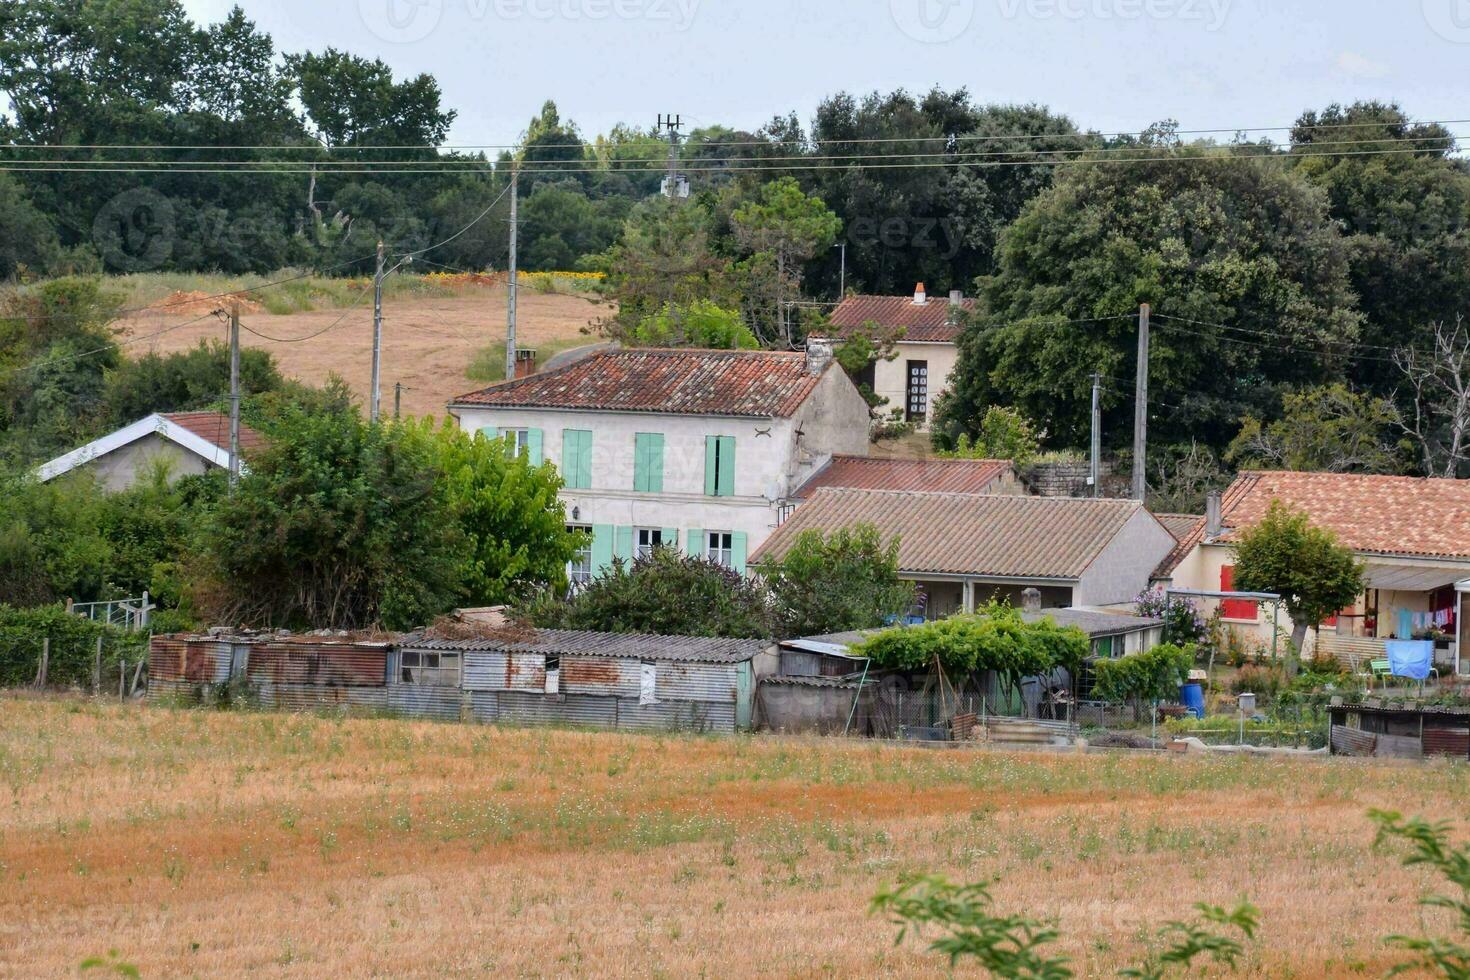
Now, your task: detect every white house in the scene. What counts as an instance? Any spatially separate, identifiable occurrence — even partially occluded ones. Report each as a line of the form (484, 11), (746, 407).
(448, 347), (871, 583)
(36, 412), (266, 491)
(817, 283), (973, 430)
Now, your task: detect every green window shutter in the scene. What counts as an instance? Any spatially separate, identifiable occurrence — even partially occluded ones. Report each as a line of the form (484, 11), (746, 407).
(686, 528), (705, 558)
(732, 531), (749, 575)
(634, 433), (664, 492)
(704, 436), (718, 496)
(526, 428), (544, 465)
(614, 526), (634, 562)
(591, 524), (615, 574)
(661, 527), (678, 550)
(562, 430), (591, 489)
(479, 425), (499, 441)
(716, 436), (736, 497)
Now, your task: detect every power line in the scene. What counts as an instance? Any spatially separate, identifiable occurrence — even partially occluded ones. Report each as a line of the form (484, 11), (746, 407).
(7, 115), (1469, 152)
(3, 143), (1456, 178)
(6, 131), (1459, 169)
(0, 310), (221, 380)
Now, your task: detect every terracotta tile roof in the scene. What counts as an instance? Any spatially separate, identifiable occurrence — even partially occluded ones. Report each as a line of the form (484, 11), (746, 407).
(449, 349), (826, 418)
(1216, 470), (1470, 560)
(823, 294), (974, 343)
(751, 488), (1149, 579)
(794, 454), (1014, 498)
(1154, 513), (1202, 540)
(163, 412), (267, 457)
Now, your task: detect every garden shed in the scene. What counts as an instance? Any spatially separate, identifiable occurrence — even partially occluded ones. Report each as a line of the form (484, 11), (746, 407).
(1328, 699), (1470, 759)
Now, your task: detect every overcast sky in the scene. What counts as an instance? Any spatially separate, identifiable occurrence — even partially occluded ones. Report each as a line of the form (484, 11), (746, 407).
(179, 0), (1470, 146)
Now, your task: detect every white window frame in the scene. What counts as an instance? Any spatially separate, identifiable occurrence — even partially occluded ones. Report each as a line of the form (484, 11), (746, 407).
(503, 428), (531, 457)
(706, 530), (734, 568)
(567, 524), (593, 589)
(636, 527), (664, 560)
(400, 650), (460, 686)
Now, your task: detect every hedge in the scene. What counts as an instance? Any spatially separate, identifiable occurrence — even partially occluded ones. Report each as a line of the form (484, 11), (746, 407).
(0, 604), (150, 689)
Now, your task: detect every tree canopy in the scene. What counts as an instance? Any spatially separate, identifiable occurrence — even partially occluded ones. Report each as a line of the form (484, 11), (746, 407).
(761, 524), (916, 638)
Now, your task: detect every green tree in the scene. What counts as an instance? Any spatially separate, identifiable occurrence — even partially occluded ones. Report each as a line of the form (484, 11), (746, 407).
(289, 48), (454, 149)
(938, 406), (1043, 466)
(101, 340), (284, 426)
(1232, 499), (1365, 676)
(196, 409), (463, 630)
(628, 301), (758, 349)
(730, 176), (842, 343)
(1093, 643), (1195, 722)
(937, 148), (1361, 451)
(1227, 383), (1405, 473)
(832, 319), (906, 410)
(762, 524), (915, 638)
(0, 172), (59, 279)
(429, 421), (581, 606)
(525, 548), (774, 638)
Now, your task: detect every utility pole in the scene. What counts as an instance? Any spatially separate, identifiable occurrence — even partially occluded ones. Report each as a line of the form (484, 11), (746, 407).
(658, 113), (682, 198)
(394, 382), (403, 420)
(228, 301), (241, 492)
(1132, 302), (1150, 502)
(371, 240), (385, 422)
(1090, 371), (1102, 498)
(834, 241), (847, 298)
(505, 166), (519, 381)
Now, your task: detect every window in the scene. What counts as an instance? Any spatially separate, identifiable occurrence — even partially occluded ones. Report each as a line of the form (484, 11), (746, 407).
(633, 433), (665, 492)
(636, 527), (664, 559)
(567, 525), (593, 589)
(561, 430), (592, 489)
(1219, 565), (1259, 621)
(1093, 635), (1118, 659)
(400, 650), (460, 686)
(545, 655), (561, 695)
(906, 360), (929, 420)
(706, 531), (734, 568)
(704, 435), (735, 497)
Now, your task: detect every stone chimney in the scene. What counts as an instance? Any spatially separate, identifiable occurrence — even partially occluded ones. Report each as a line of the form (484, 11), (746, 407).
(1021, 587), (1043, 613)
(912, 282), (927, 305)
(805, 337), (834, 376)
(947, 289), (964, 324)
(1205, 490), (1223, 540)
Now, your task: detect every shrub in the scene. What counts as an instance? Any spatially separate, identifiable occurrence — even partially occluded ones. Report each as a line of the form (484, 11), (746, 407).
(763, 524), (916, 638)
(0, 604), (147, 688)
(1093, 643), (1195, 722)
(1134, 590), (1208, 646)
(1229, 664), (1286, 699)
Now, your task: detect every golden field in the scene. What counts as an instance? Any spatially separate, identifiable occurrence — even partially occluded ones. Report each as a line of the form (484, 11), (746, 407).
(1, 695), (1465, 977)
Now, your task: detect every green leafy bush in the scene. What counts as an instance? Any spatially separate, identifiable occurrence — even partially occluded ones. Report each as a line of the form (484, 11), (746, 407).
(1093, 643), (1195, 721)
(628, 301), (759, 349)
(0, 604), (146, 688)
(762, 524), (916, 638)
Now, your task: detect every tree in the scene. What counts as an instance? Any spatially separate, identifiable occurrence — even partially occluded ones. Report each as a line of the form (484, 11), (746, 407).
(428, 422), (582, 607)
(289, 48), (454, 149)
(730, 177), (842, 343)
(937, 406), (1043, 466)
(833, 319), (906, 410)
(1226, 383), (1405, 474)
(627, 301), (758, 349)
(101, 340), (284, 426)
(196, 409), (463, 630)
(0, 172), (59, 279)
(525, 548), (774, 639)
(1134, 591), (1208, 647)
(1231, 499), (1365, 676)
(1394, 316), (1470, 477)
(1147, 441), (1228, 515)
(762, 524), (916, 638)
(938, 148), (1361, 451)
(1093, 643), (1195, 722)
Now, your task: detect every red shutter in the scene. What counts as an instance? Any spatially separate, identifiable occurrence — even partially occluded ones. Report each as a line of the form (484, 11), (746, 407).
(1220, 565), (1259, 621)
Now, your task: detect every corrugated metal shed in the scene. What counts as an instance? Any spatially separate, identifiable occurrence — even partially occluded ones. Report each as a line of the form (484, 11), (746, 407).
(406, 629), (763, 664)
(248, 640), (389, 687)
(388, 685), (464, 722)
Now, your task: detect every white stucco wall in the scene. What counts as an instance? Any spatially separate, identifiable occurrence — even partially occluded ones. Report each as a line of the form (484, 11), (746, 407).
(78, 434), (211, 492)
(871, 340), (959, 429)
(1075, 510), (1178, 607)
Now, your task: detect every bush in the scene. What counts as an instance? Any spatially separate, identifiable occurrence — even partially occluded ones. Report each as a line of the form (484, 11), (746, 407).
(0, 604), (147, 688)
(1133, 590), (1208, 646)
(1093, 643), (1195, 721)
(1229, 664), (1286, 699)
(763, 524), (916, 638)
(524, 547), (774, 638)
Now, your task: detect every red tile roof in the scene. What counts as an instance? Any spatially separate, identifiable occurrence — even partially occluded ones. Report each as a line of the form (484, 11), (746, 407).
(1154, 471), (1470, 578)
(449, 349), (827, 418)
(824, 294), (975, 343)
(1154, 513), (1202, 540)
(752, 488), (1151, 579)
(163, 412), (267, 457)
(794, 454), (1014, 498)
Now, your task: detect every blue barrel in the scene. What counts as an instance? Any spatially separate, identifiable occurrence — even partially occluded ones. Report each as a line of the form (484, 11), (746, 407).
(1181, 683), (1205, 719)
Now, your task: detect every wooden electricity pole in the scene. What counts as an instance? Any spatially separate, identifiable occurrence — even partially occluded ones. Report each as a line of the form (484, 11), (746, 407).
(505, 167), (519, 381)
(228, 301), (241, 491)
(1131, 303), (1150, 502)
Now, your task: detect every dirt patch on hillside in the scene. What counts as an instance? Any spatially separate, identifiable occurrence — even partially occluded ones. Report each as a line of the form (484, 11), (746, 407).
(149, 290), (265, 316)
(118, 285), (613, 419)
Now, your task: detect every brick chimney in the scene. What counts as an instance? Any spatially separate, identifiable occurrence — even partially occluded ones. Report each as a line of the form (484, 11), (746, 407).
(1205, 490), (1223, 540)
(912, 282), (927, 305)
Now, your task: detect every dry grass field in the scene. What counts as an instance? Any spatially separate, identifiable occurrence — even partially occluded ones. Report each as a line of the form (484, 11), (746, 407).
(114, 280), (611, 420)
(1, 695), (1465, 978)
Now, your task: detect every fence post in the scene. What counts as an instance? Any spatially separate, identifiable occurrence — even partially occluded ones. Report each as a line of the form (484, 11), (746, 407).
(119, 660), (126, 700)
(93, 635), (103, 694)
(34, 638), (49, 689)
(129, 659), (144, 697)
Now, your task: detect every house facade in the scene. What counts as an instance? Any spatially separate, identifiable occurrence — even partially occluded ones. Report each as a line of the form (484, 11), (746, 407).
(37, 411), (266, 491)
(1157, 471), (1470, 673)
(751, 488), (1177, 617)
(819, 284), (973, 430)
(448, 347), (870, 581)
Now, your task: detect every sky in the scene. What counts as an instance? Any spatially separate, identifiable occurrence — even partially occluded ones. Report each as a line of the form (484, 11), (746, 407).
(181, 0), (1470, 147)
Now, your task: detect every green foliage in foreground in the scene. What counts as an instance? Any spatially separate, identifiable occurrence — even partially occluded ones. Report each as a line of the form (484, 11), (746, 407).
(761, 524), (916, 638)
(872, 874), (1257, 978)
(1371, 809), (1470, 978)
(0, 605), (146, 688)
(1093, 643), (1196, 721)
